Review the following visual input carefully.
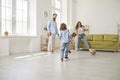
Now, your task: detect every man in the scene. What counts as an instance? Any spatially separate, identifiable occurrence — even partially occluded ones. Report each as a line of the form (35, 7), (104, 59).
(47, 13), (59, 52)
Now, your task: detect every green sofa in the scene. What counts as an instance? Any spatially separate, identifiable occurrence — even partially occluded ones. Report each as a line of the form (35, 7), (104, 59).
(80, 34), (119, 51)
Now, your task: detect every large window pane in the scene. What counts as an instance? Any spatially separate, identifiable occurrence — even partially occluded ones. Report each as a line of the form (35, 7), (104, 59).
(1, 21), (12, 35)
(6, 21), (12, 33)
(1, 0), (28, 36)
(1, 0), (5, 6)
(6, 0), (12, 7)
(1, 7), (5, 20)
(16, 0), (22, 10)
(16, 0), (28, 35)
(6, 8), (12, 20)
(16, 22), (22, 34)
(23, 11), (27, 22)
(16, 10), (23, 21)
(1, 0), (12, 35)
(1, 20), (12, 34)
(23, 1), (27, 11)
(16, 22), (27, 35)
(55, 0), (60, 9)
(23, 23), (27, 33)
(1, 21), (5, 31)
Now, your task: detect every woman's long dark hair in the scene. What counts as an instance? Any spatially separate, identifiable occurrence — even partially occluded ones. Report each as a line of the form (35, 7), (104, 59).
(75, 21), (83, 30)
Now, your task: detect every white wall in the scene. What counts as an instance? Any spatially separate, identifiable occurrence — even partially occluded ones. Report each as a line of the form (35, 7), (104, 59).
(9, 37), (40, 55)
(0, 38), (9, 56)
(9, 37), (31, 54)
(61, 0), (68, 24)
(68, 0), (77, 32)
(37, 0), (52, 51)
(74, 0), (120, 34)
(37, 0), (52, 35)
(61, 0), (75, 32)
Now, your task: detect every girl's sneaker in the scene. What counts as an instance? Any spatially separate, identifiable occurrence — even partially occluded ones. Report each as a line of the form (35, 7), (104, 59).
(65, 56), (69, 59)
(68, 51), (71, 53)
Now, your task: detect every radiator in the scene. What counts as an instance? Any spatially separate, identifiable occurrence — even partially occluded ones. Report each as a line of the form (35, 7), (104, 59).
(9, 37), (31, 54)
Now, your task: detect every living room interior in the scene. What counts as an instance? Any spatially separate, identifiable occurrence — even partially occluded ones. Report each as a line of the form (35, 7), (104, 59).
(0, 0), (120, 80)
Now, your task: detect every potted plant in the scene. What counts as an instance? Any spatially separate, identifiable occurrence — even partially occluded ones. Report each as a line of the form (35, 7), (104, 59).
(4, 31), (9, 36)
(43, 27), (47, 31)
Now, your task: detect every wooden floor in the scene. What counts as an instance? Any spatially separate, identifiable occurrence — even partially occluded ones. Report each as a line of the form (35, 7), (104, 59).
(0, 50), (120, 80)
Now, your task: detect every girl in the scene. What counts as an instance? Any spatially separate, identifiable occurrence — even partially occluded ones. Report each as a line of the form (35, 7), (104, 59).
(75, 21), (90, 51)
(59, 23), (71, 62)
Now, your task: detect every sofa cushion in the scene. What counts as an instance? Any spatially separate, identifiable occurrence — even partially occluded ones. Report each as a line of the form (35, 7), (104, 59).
(103, 41), (118, 45)
(89, 41), (104, 45)
(89, 41), (118, 49)
(104, 34), (118, 41)
(93, 34), (104, 41)
(86, 35), (93, 41)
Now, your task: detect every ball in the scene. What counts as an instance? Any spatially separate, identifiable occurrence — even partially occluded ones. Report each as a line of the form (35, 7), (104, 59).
(89, 49), (96, 55)
(91, 52), (96, 55)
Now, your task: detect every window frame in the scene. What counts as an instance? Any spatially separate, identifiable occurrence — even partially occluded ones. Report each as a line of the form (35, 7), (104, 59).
(1, 0), (12, 35)
(15, 0), (28, 35)
(0, 0), (29, 36)
(0, 1), (1, 35)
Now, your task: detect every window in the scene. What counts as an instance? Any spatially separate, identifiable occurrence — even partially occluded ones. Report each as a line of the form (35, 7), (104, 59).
(55, 0), (60, 9)
(52, 0), (61, 31)
(1, 0), (12, 35)
(16, 0), (28, 35)
(0, 0), (28, 36)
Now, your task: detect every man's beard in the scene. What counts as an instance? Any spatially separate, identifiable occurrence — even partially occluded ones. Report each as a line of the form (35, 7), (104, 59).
(53, 18), (56, 21)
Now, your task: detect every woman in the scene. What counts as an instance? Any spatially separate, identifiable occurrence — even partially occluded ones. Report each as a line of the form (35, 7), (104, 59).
(75, 21), (90, 51)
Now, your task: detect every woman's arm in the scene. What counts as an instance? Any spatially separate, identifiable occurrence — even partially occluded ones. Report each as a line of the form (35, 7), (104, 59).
(75, 30), (78, 36)
(83, 26), (88, 31)
(84, 29), (88, 31)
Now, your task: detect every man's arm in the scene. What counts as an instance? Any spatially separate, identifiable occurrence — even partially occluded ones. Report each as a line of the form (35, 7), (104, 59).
(56, 29), (59, 36)
(47, 20), (51, 36)
(59, 31), (62, 40)
(55, 22), (59, 36)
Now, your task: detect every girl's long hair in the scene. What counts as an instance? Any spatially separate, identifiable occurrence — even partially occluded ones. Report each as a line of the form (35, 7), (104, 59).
(75, 21), (83, 30)
(60, 23), (67, 30)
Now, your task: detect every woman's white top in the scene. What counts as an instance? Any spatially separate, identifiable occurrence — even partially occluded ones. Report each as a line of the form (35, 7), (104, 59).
(78, 27), (84, 34)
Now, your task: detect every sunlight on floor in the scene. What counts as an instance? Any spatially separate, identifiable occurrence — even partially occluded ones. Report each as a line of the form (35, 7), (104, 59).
(14, 55), (32, 59)
(14, 52), (53, 60)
